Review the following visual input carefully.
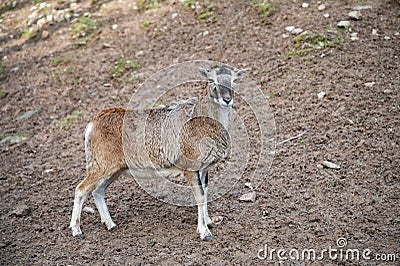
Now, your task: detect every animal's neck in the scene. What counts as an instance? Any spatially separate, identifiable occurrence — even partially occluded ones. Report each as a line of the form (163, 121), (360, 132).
(193, 97), (232, 131)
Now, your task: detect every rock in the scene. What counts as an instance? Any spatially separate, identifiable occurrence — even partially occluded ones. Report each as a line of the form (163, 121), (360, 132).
(0, 134), (28, 145)
(337, 21), (351, 28)
(285, 26), (295, 32)
(211, 216), (224, 225)
(112, 24), (118, 30)
(11, 205), (31, 217)
(244, 182), (253, 189)
(350, 32), (359, 41)
(239, 192), (256, 202)
(348, 11), (361, 20)
(302, 3), (309, 8)
(383, 89), (393, 94)
(291, 28), (303, 35)
(353, 6), (372, 11)
(37, 18), (46, 28)
(102, 43), (111, 48)
(16, 110), (37, 121)
(384, 36), (391, 40)
(372, 29), (378, 35)
(317, 91), (326, 99)
(171, 12), (178, 19)
(135, 50), (144, 57)
(42, 30), (49, 39)
(83, 206), (95, 214)
(364, 82), (375, 87)
(321, 161), (340, 170)
(11, 66), (19, 73)
(323, 13), (329, 18)
(318, 4), (325, 11)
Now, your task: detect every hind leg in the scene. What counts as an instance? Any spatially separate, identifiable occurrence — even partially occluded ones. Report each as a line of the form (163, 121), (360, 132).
(92, 170), (122, 230)
(70, 177), (95, 237)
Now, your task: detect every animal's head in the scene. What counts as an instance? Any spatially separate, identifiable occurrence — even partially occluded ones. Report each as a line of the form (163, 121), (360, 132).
(199, 65), (247, 108)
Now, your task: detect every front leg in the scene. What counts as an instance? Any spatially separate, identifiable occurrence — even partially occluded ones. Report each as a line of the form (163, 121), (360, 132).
(199, 170), (217, 228)
(184, 171), (214, 241)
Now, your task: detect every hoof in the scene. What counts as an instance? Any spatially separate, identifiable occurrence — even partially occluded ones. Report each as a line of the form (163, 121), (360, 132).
(108, 225), (118, 231)
(203, 235), (216, 241)
(207, 222), (217, 229)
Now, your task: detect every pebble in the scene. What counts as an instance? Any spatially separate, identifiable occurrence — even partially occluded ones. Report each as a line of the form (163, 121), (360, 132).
(384, 36), (391, 40)
(11, 205), (31, 217)
(364, 82), (375, 87)
(244, 182), (253, 189)
(353, 5), (372, 11)
(16, 110), (36, 121)
(383, 89), (392, 94)
(285, 26), (295, 32)
(112, 24), (118, 30)
(239, 192), (256, 202)
(83, 206), (95, 214)
(42, 30), (49, 39)
(348, 11), (361, 20)
(322, 161), (340, 170)
(337, 21), (351, 28)
(211, 216), (224, 225)
(318, 4), (325, 11)
(302, 3), (309, 8)
(323, 13), (330, 18)
(372, 29), (378, 35)
(350, 32), (359, 41)
(171, 12), (178, 19)
(317, 91), (326, 99)
(292, 28), (303, 35)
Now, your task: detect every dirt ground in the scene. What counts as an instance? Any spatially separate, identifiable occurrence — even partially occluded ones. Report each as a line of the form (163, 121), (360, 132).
(1, 0), (399, 265)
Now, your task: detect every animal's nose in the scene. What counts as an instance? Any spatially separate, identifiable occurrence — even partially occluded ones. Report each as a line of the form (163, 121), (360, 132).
(223, 97), (231, 104)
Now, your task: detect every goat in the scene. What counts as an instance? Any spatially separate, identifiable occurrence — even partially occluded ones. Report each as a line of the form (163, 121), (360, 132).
(70, 65), (247, 240)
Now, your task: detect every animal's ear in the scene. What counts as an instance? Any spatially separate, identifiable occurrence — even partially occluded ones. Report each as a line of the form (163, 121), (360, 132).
(198, 67), (209, 78)
(235, 68), (249, 78)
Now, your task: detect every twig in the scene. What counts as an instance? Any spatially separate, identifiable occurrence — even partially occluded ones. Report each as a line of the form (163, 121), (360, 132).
(277, 129), (309, 145)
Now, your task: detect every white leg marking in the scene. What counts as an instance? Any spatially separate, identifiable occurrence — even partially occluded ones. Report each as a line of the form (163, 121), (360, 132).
(70, 188), (88, 236)
(193, 171), (213, 240)
(92, 176), (117, 230)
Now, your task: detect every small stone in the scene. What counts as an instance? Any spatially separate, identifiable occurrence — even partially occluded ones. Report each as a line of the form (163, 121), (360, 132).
(350, 32), (359, 41)
(44, 169), (54, 174)
(281, 33), (289, 38)
(83, 206), (95, 214)
(364, 82), (375, 87)
(42, 30), (49, 39)
(322, 161), (340, 170)
(394, 32), (399, 36)
(291, 28), (303, 35)
(337, 21), (351, 28)
(211, 216), (223, 225)
(171, 12), (178, 19)
(102, 43), (111, 48)
(16, 110), (36, 121)
(37, 18), (46, 28)
(239, 192), (256, 202)
(323, 13), (329, 18)
(244, 182), (253, 189)
(383, 89), (393, 94)
(384, 36), (391, 40)
(11, 67), (19, 73)
(372, 29), (378, 35)
(202, 30), (209, 36)
(302, 3), (309, 8)
(317, 91), (326, 99)
(348, 11), (361, 20)
(353, 5), (372, 11)
(318, 4), (325, 11)
(11, 205), (31, 217)
(285, 26), (295, 32)
(135, 50), (144, 57)
(112, 24), (118, 30)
